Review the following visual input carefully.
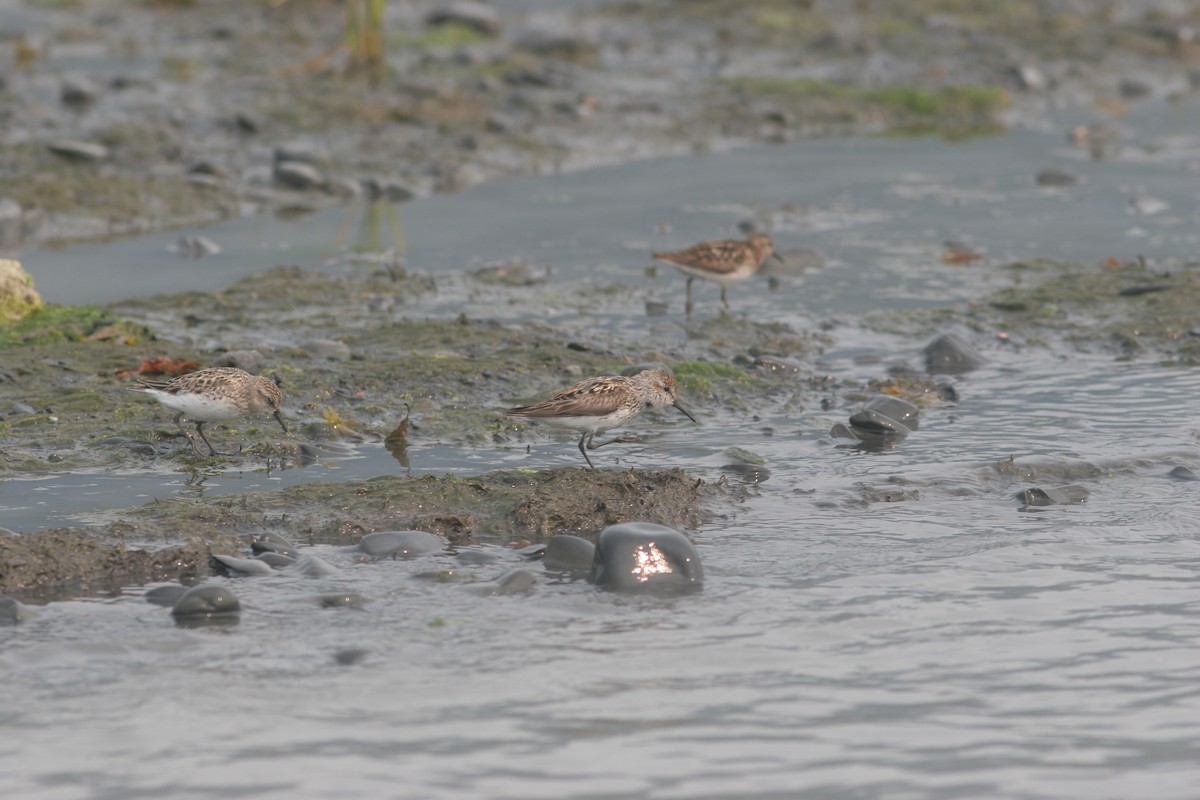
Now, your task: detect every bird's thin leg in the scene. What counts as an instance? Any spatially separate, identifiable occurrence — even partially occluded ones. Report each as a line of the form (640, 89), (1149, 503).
(194, 421), (241, 457)
(685, 277), (695, 317)
(721, 286), (730, 310)
(587, 432), (640, 448)
(173, 413), (206, 455)
(577, 431), (596, 470)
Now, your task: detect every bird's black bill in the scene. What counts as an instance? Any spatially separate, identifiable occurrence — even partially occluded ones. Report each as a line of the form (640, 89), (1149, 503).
(771, 252), (785, 264)
(274, 410), (289, 433)
(673, 399), (698, 423)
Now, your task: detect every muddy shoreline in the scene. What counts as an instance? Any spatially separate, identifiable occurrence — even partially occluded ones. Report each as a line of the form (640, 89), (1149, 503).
(4, 1), (1200, 596)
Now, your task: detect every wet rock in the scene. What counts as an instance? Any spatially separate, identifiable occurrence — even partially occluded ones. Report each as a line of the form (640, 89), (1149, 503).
(1017, 485), (1090, 507)
(253, 552), (296, 569)
(289, 554), (340, 578)
(273, 141), (328, 166)
(250, 531), (299, 550)
(1118, 77), (1153, 99)
(427, 2), (501, 37)
(1036, 168), (1078, 187)
(470, 568), (537, 596)
(849, 395), (919, 435)
(543, 534), (595, 572)
(60, 77), (99, 107)
(249, 538), (300, 559)
(10, 402), (35, 416)
(234, 113), (259, 133)
(720, 462), (771, 483)
(0, 259), (43, 322)
(167, 235), (221, 258)
(318, 592), (369, 609)
(358, 530), (448, 559)
(0, 198), (22, 247)
(144, 585), (190, 607)
(302, 338), (351, 360)
(46, 139), (109, 163)
(1168, 466), (1199, 481)
(274, 160), (325, 191)
(0, 596), (26, 625)
(210, 349), (265, 374)
(211, 553), (274, 576)
(753, 355), (803, 375)
(590, 522), (703, 595)
(924, 333), (985, 375)
(1013, 64), (1047, 91)
(171, 585), (240, 620)
(187, 160), (228, 178)
(335, 648), (370, 666)
(362, 177), (416, 203)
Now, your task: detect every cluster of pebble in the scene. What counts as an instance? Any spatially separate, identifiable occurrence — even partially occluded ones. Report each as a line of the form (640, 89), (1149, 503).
(142, 522), (703, 633)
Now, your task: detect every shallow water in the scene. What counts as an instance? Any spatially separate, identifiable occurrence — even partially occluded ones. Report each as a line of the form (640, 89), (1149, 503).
(4, 99), (1200, 798)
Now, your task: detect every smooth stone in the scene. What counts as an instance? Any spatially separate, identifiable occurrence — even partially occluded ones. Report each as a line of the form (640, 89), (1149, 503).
(543, 535), (595, 572)
(362, 177), (416, 202)
(167, 235), (221, 258)
(720, 462), (771, 483)
(829, 422), (861, 440)
(250, 539), (300, 559)
(848, 408), (911, 436)
(454, 548), (503, 566)
(1168, 465), (1199, 481)
(46, 139), (110, 162)
(273, 141), (328, 165)
(470, 568), (537, 596)
(251, 531), (298, 547)
(516, 543), (547, 559)
(212, 554), (275, 576)
(274, 160), (325, 191)
(144, 585), (189, 607)
(210, 349), (265, 374)
(426, 2), (501, 36)
(590, 522), (703, 594)
(171, 585), (240, 619)
(0, 596), (26, 625)
(254, 552), (297, 569)
(1036, 167), (1078, 186)
(1018, 485), (1090, 507)
(358, 530), (448, 559)
(864, 395), (920, 430)
(317, 592), (369, 609)
(923, 333), (985, 375)
(289, 554), (340, 578)
(335, 648), (370, 666)
(61, 77), (99, 106)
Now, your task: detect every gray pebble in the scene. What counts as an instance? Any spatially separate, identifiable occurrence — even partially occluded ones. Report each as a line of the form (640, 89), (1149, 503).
(543, 534), (596, 572)
(171, 585), (241, 619)
(212, 554), (275, 576)
(47, 139), (110, 162)
(274, 160), (325, 191)
(0, 596), (27, 625)
(470, 568), (537, 596)
(590, 522), (703, 594)
(358, 530), (448, 559)
(317, 592), (369, 609)
(924, 333), (985, 375)
(144, 585), (190, 607)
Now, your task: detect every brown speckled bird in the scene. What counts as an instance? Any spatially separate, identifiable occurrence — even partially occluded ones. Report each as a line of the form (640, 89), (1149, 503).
(653, 232), (782, 315)
(506, 367), (697, 469)
(129, 367), (287, 456)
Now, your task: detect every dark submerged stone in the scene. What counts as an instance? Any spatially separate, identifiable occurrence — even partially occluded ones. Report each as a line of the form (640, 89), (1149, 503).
(358, 530), (448, 559)
(543, 534), (596, 572)
(590, 522), (703, 594)
(924, 333), (985, 375)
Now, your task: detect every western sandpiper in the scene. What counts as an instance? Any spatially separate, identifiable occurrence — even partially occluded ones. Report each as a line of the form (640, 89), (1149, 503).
(506, 366), (697, 469)
(653, 231), (782, 315)
(129, 366), (287, 456)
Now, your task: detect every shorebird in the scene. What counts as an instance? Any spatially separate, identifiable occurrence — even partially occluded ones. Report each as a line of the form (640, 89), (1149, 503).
(506, 367), (697, 469)
(653, 231), (782, 315)
(129, 366), (287, 456)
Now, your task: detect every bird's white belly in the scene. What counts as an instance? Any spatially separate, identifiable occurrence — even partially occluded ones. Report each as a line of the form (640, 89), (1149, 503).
(151, 391), (243, 421)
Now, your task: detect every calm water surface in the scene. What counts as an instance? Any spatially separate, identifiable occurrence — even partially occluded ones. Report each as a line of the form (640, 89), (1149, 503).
(3, 100), (1200, 799)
